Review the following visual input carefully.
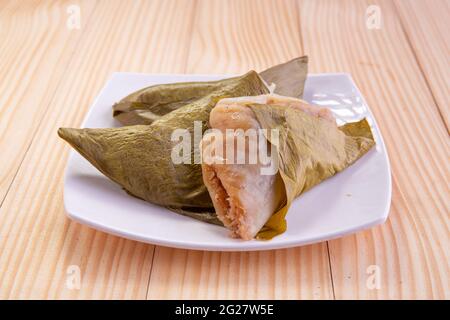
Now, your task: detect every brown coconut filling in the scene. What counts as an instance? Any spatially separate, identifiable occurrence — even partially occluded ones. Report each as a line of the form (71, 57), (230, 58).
(202, 164), (252, 239)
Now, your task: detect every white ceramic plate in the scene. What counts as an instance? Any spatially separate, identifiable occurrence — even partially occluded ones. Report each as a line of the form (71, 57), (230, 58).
(63, 73), (391, 251)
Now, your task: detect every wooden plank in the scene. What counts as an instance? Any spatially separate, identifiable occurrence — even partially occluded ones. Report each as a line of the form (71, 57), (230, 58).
(0, 0), (195, 299)
(148, 246), (332, 299)
(394, 0), (450, 129)
(2, 0), (447, 300)
(0, 0), (96, 204)
(147, 0), (334, 300)
(298, 0), (449, 299)
(185, 0), (303, 74)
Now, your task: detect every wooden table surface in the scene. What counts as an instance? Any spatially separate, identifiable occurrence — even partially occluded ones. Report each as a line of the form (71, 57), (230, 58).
(0, 0), (448, 300)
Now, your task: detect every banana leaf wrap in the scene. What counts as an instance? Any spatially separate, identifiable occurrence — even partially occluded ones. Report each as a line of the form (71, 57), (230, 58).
(59, 71), (268, 224)
(59, 56), (375, 240)
(246, 104), (375, 239)
(113, 56), (308, 126)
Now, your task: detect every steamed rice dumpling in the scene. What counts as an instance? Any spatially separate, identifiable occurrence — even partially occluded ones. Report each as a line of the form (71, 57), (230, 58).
(59, 71), (269, 224)
(59, 57), (309, 227)
(58, 56), (375, 241)
(113, 56), (308, 126)
(200, 94), (375, 240)
(113, 77), (245, 126)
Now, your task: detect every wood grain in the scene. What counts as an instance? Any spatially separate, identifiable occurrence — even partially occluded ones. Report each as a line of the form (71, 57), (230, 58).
(147, 0), (334, 300)
(0, 0), (448, 300)
(394, 0), (450, 129)
(0, 0), (96, 205)
(299, 0), (449, 299)
(0, 0), (196, 299)
(185, 0), (303, 74)
(148, 246), (332, 299)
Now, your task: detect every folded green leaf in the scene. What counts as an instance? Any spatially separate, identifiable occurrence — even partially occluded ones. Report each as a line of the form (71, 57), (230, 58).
(249, 104), (375, 239)
(113, 56), (308, 126)
(58, 71), (268, 223)
(259, 56), (308, 97)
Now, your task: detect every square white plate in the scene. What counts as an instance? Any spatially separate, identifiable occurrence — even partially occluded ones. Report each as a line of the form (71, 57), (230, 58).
(64, 73), (391, 251)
